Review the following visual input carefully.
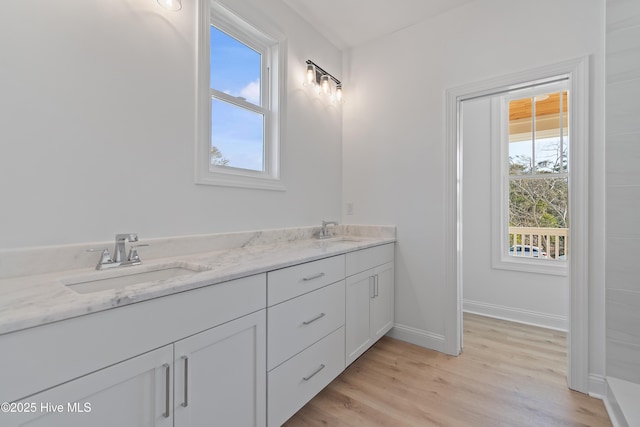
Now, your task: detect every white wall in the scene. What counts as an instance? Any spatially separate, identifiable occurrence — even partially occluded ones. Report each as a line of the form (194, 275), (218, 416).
(0, 0), (343, 249)
(461, 97), (568, 331)
(606, 0), (640, 384)
(343, 0), (605, 387)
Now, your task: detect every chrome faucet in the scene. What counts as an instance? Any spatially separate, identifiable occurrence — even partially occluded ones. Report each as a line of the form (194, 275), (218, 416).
(114, 233), (138, 263)
(88, 233), (147, 270)
(318, 221), (338, 239)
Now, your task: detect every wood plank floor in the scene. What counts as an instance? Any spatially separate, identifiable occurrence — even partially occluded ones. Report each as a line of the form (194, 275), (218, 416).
(284, 313), (611, 427)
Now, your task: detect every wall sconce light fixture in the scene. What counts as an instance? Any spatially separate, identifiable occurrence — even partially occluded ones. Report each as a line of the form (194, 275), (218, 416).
(157, 0), (182, 11)
(320, 75), (331, 96)
(303, 59), (343, 104)
(303, 63), (317, 87)
(335, 84), (344, 104)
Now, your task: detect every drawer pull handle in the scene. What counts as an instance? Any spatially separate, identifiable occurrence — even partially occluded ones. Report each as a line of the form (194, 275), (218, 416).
(303, 364), (326, 381)
(302, 272), (325, 281)
(303, 312), (326, 325)
(181, 356), (189, 408)
(162, 363), (170, 418)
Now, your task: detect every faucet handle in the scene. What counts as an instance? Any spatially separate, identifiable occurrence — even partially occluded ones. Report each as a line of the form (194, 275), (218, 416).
(87, 248), (114, 269)
(128, 244), (149, 262)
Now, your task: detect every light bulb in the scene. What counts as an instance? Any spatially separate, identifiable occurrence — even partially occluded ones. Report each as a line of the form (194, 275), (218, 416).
(335, 84), (344, 104)
(157, 0), (182, 11)
(303, 63), (316, 87)
(320, 75), (331, 96)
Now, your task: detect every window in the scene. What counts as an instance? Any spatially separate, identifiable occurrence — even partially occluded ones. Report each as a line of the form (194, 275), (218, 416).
(508, 89), (568, 261)
(196, 1), (285, 190)
(491, 80), (570, 274)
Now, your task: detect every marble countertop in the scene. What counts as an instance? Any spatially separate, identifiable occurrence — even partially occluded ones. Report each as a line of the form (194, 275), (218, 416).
(0, 230), (395, 336)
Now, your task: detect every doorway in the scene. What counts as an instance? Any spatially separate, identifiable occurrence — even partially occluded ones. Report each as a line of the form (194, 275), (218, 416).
(461, 82), (570, 334)
(444, 57), (591, 393)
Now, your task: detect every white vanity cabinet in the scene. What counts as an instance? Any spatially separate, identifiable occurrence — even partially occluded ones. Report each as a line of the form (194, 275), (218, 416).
(345, 244), (395, 366)
(8, 311), (266, 427)
(1, 274), (267, 427)
(266, 256), (346, 427)
(173, 309), (266, 427)
(1, 239), (395, 427)
(7, 345), (174, 427)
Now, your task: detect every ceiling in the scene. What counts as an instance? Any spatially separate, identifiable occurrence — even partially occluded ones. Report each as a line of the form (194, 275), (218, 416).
(509, 92), (569, 142)
(281, 0), (478, 50)
(509, 92), (568, 121)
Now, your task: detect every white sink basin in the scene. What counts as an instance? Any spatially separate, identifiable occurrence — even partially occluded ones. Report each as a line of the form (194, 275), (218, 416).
(322, 237), (366, 243)
(62, 263), (209, 294)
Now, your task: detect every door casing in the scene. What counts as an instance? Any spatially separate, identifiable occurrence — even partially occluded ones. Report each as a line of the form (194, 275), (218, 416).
(444, 56), (591, 393)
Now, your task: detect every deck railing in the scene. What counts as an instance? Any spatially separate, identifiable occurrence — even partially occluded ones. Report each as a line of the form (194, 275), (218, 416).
(509, 227), (569, 260)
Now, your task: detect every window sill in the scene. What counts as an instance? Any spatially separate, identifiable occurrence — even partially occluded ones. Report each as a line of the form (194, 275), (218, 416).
(492, 256), (568, 276)
(195, 169), (286, 191)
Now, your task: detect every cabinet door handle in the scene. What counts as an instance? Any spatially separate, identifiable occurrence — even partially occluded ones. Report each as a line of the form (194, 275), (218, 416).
(302, 312), (326, 325)
(303, 364), (326, 381)
(181, 356), (189, 408)
(162, 363), (170, 418)
(369, 276), (375, 299)
(302, 272), (325, 281)
(375, 274), (379, 297)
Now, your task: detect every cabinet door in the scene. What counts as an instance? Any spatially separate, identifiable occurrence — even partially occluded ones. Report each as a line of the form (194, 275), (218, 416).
(345, 269), (374, 366)
(6, 345), (173, 427)
(371, 261), (394, 340)
(174, 310), (266, 427)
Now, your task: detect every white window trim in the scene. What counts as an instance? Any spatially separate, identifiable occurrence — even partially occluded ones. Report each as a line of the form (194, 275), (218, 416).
(195, 0), (287, 191)
(490, 81), (569, 276)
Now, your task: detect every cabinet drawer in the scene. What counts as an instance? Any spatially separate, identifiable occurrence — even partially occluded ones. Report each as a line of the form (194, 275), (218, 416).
(268, 280), (345, 370)
(346, 243), (394, 277)
(267, 326), (345, 427)
(268, 255), (345, 306)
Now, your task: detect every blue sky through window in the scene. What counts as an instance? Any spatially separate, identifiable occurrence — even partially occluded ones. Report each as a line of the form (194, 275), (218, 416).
(210, 25), (264, 171)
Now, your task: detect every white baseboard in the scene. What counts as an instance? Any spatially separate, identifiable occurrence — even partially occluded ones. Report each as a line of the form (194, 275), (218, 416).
(387, 324), (446, 353)
(589, 374), (606, 399)
(463, 299), (568, 331)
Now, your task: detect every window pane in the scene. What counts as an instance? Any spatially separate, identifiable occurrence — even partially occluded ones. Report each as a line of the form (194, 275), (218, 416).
(534, 92), (567, 173)
(509, 97), (532, 175)
(211, 98), (264, 172)
(509, 91), (568, 176)
(534, 137), (562, 173)
(508, 176), (568, 260)
(509, 140), (532, 175)
(210, 25), (262, 106)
